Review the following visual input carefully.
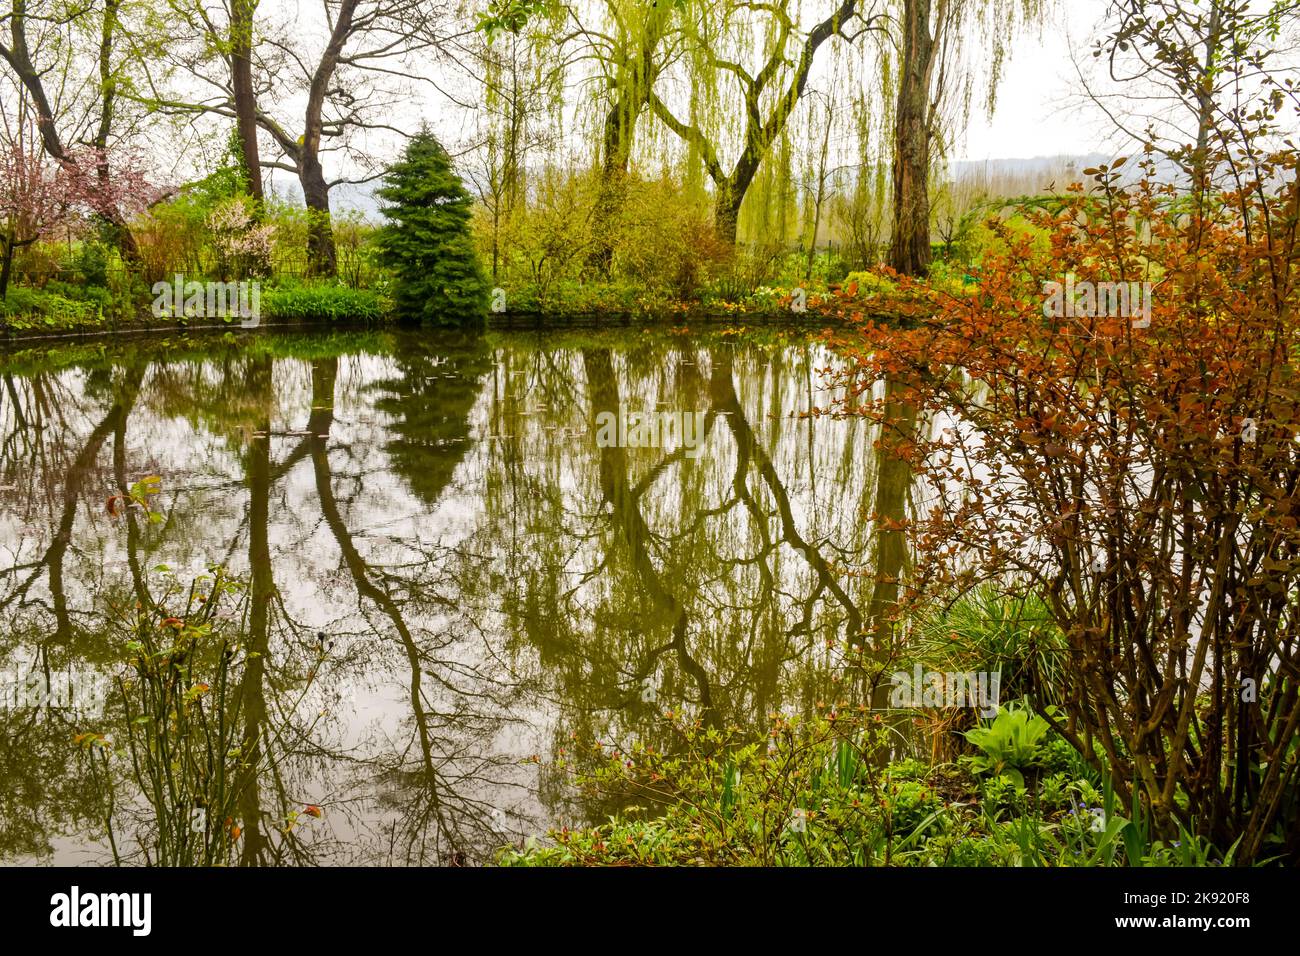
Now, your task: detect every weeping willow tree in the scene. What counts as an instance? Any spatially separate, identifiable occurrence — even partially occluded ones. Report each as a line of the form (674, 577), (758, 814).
(471, 2), (571, 281)
(837, 95), (892, 268)
(475, 0), (685, 277)
(471, 0), (1053, 274)
(585, 0), (681, 273)
(646, 0), (887, 246)
(476, 0), (882, 268)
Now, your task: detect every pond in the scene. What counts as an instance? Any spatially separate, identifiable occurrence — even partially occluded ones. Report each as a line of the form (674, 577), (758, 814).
(0, 323), (892, 865)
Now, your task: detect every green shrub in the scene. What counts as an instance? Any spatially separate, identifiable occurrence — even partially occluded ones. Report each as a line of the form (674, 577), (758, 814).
(43, 279), (113, 311)
(913, 585), (1068, 708)
(0, 286), (98, 329)
(964, 212), (1051, 264)
(925, 259), (978, 297)
(499, 714), (931, 866)
(474, 167), (732, 310)
(69, 241), (110, 287)
(842, 270), (899, 296)
(612, 175), (731, 298)
(501, 279), (686, 316)
(261, 281), (386, 321)
(962, 702), (1054, 787)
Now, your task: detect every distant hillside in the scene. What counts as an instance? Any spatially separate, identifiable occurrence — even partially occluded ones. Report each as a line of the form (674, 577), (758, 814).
(950, 151), (1187, 195)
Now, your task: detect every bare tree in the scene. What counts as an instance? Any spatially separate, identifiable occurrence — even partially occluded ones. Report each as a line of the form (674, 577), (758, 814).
(142, 0), (460, 275)
(0, 0), (150, 258)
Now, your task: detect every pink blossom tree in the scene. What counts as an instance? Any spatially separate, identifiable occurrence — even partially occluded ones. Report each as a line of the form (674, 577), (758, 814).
(0, 142), (68, 297)
(0, 137), (160, 298)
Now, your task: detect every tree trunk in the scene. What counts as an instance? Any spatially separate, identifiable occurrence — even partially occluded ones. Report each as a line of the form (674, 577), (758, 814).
(889, 0), (936, 278)
(587, 6), (672, 277)
(714, 183), (743, 247)
(0, 232), (37, 298)
(805, 99), (833, 280)
(1, 2), (65, 162)
(231, 0), (264, 204)
(301, 159), (336, 277)
(714, 151), (761, 247)
(295, 0), (357, 277)
(588, 100), (632, 276)
(95, 0), (139, 262)
(0, 236), (14, 298)
(97, 197), (140, 262)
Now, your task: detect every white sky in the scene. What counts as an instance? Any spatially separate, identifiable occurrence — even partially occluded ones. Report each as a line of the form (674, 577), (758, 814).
(318, 0), (1124, 207)
(959, 0), (1112, 162)
(236, 0), (1293, 209)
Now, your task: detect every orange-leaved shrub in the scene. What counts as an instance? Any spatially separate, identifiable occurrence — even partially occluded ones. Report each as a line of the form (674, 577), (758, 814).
(825, 140), (1300, 862)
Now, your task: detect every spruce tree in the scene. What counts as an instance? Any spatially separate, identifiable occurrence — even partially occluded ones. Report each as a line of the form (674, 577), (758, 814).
(375, 131), (488, 322)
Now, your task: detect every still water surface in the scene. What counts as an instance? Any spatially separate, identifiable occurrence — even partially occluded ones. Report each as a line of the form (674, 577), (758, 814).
(0, 324), (887, 864)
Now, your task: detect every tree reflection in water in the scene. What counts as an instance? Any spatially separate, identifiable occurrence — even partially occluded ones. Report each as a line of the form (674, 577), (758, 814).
(0, 325), (902, 865)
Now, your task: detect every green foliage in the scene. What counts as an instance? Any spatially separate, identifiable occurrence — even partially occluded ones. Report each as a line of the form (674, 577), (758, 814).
(375, 131), (488, 322)
(477, 0), (551, 42)
(475, 168), (731, 312)
(963, 702), (1053, 787)
(38, 241), (139, 317)
(842, 270), (899, 296)
(191, 130), (253, 207)
(768, 250), (850, 287)
(261, 281), (386, 322)
(499, 714), (950, 866)
(0, 286), (100, 330)
(41, 278), (114, 311)
(501, 279), (684, 315)
(133, 135), (331, 286)
(498, 709), (1248, 867)
(69, 241), (110, 287)
(331, 210), (385, 289)
(915, 585), (1068, 707)
(702, 270), (756, 306)
(925, 259), (978, 296)
(612, 175), (731, 297)
(963, 211), (1051, 264)
(134, 133), (254, 278)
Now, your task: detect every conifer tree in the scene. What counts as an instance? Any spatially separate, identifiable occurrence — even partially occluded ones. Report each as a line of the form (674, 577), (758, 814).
(375, 131), (488, 321)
